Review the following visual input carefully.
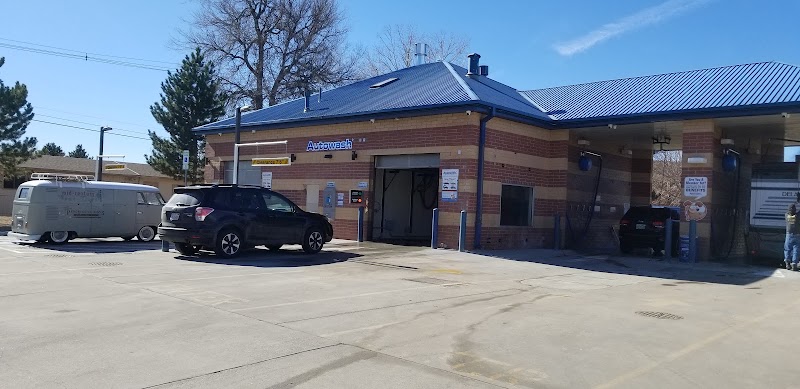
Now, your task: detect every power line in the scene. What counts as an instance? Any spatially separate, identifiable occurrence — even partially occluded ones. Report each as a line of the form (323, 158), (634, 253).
(35, 114), (151, 136)
(35, 106), (153, 132)
(31, 119), (151, 141)
(0, 37), (177, 65)
(0, 40), (173, 72)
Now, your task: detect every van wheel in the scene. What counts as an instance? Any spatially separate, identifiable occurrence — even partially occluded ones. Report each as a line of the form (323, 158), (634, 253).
(137, 226), (156, 242)
(48, 231), (69, 245)
(175, 243), (199, 256)
(215, 228), (244, 258)
(302, 228), (325, 254)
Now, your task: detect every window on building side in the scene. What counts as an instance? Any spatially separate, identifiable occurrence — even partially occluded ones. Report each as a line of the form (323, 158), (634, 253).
(500, 185), (533, 226)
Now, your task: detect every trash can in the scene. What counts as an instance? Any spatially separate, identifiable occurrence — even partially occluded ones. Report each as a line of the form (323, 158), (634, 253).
(679, 235), (691, 262)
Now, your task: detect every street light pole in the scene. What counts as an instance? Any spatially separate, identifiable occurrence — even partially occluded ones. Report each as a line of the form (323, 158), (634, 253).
(232, 105), (251, 185)
(95, 127), (112, 181)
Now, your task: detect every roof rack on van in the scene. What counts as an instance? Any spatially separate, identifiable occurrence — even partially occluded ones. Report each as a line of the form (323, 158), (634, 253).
(30, 172), (96, 182)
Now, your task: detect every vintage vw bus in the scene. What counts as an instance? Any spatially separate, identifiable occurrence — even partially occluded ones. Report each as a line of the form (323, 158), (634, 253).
(8, 173), (164, 244)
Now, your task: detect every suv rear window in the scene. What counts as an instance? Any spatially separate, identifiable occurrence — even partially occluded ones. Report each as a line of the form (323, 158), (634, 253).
(167, 190), (204, 207)
(623, 206), (675, 220)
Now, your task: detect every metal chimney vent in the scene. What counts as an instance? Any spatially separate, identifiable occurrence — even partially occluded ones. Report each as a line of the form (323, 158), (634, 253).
(466, 53), (480, 76)
(414, 43), (428, 66)
(479, 65), (489, 76)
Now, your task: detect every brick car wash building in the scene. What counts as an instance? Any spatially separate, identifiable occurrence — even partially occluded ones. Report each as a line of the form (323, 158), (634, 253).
(196, 54), (800, 261)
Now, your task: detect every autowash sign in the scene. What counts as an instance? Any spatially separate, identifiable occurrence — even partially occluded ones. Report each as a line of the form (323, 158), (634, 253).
(306, 139), (353, 152)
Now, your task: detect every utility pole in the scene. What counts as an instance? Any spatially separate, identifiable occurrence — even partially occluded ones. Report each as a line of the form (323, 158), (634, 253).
(232, 105), (251, 185)
(95, 127), (112, 181)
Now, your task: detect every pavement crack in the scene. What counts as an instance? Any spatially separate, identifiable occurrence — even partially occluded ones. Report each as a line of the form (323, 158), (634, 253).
(265, 349), (378, 389)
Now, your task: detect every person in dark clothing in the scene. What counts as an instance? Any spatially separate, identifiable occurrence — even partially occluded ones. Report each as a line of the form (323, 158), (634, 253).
(785, 203), (800, 271)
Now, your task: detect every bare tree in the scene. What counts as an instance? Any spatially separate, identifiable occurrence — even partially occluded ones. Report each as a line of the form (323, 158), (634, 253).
(183, 0), (360, 109)
(365, 25), (470, 76)
(651, 150), (683, 206)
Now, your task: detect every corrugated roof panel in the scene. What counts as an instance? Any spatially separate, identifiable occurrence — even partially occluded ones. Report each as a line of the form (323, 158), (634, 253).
(522, 61), (800, 120)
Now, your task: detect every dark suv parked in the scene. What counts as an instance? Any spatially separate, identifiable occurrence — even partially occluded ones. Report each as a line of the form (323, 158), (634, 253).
(158, 185), (333, 258)
(618, 206), (680, 255)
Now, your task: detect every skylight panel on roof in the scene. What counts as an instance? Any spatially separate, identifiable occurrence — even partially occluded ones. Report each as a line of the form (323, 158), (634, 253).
(369, 77), (398, 89)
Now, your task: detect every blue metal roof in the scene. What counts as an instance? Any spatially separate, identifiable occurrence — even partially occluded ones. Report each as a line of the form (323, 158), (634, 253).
(195, 61), (552, 132)
(196, 61), (800, 133)
(521, 61), (800, 122)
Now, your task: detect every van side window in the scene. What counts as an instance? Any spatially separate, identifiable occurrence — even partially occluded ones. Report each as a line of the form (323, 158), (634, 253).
(137, 192), (146, 205)
(143, 192), (162, 205)
(18, 187), (30, 199)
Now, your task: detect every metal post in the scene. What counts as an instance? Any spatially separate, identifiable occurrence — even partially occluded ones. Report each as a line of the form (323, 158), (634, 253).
(554, 214), (561, 250)
(665, 217), (673, 259)
(459, 210), (467, 252)
(357, 206), (364, 243)
(161, 238), (169, 252)
(96, 127), (110, 181)
(431, 207), (439, 249)
(689, 220), (697, 263)
(184, 170), (187, 187)
(233, 107), (242, 185)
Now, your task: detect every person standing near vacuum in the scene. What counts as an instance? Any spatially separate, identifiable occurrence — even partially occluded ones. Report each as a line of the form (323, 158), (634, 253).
(785, 203), (800, 271)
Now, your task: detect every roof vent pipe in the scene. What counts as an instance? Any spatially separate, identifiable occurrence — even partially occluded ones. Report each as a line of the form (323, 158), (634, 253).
(414, 43), (428, 66)
(318, 88), (322, 102)
(304, 89), (310, 112)
(479, 65), (489, 76)
(467, 53), (480, 76)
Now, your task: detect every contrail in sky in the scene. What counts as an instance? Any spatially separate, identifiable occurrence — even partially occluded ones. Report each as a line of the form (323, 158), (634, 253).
(554, 0), (712, 56)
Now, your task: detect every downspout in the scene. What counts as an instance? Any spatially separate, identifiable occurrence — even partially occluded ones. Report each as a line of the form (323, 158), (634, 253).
(475, 106), (496, 249)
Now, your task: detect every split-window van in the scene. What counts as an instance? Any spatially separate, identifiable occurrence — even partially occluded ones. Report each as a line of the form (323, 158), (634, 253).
(8, 173), (165, 244)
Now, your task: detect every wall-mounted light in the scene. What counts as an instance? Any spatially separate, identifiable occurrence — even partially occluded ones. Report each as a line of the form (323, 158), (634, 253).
(619, 146), (633, 156)
(370, 119), (375, 123)
(782, 112), (791, 118)
(466, 110), (472, 116)
(290, 153), (297, 162)
(351, 150), (358, 160)
(723, 149), (740, 172)
(608, 124), (617, 129)
(721, 138), (734, 146)
(324, 154), (333, 159)
(577, 138), (590, 146)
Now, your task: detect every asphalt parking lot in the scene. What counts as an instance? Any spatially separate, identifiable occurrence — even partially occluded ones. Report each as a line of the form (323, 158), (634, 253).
(1, 236), (799, 389)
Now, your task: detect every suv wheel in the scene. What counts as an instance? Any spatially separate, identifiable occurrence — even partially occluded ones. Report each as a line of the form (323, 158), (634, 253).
(302, 228), (325, 254)
(175, 243), (199, 256)
(215, 228), (244, 258)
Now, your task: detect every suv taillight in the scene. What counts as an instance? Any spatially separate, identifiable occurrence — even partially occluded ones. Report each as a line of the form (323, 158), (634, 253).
(652, 221), (665, 228)
(195, 207), (214, 221)
(621, 219), (631, 226)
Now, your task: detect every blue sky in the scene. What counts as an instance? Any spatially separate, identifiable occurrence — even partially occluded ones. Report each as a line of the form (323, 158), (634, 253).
(2, 0), (800, 163)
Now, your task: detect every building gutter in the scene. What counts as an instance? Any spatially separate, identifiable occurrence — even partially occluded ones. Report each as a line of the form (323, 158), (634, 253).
(475, 106), (496, 250)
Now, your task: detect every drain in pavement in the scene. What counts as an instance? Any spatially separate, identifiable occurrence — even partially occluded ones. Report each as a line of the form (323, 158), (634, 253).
(403, 277), (459, 285)
(352, 259), (418, 270)
(636, 311), (683, 320)
(88, 262), (123, 267)
(46, 254), (74, 258)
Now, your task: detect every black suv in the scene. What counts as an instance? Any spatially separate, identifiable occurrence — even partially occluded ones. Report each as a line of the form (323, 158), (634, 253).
(618, 206), (680, 255)
(158, 185), (333, 258)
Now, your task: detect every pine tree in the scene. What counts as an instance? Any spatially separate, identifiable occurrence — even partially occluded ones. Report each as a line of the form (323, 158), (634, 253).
(68, 144), (90, 158)
(0, 57), (37, 182)
(146, 48), (225, 183)
(39, 142), (65, 156)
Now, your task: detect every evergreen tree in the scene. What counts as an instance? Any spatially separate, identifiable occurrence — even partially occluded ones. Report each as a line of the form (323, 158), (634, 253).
(39, 142), (65, 156)
(68, 144), (90, 158)
(146, 48), (225, 183)
(0, 57), (37, 181)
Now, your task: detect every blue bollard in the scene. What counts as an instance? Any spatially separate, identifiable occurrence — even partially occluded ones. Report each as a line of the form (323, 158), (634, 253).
(357, 206), (364, 243)
(459, 210), (467, 252)
(431, 208), (439, 249)
(554, 214), (561, 250)
(665, 217), (673, 259)
(689, 220), (697, 263)
(161, 238), (169, 252)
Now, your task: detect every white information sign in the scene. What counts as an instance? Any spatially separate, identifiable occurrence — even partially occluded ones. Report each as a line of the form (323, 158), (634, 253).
(441, 169), (459, 202)
(261, 172), (272, 189)
(182, 150), (190, 170)
(684, 177), (708, 198)
(358, 181), (369, 189)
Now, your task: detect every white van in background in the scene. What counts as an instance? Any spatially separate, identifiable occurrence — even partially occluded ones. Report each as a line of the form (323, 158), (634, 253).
(8, 173), (164, 244)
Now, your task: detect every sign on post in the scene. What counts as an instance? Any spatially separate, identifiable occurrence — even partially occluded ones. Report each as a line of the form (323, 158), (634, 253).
(182, 150), (189, 170)
(261, 172), (272, 189)
(252, 157), (291, 166)
(441, 168), (459, 202)
(104, 164), (126, 170)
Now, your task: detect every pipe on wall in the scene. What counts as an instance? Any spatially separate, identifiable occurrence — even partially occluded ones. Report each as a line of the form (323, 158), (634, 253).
(474, 107), (496, 249)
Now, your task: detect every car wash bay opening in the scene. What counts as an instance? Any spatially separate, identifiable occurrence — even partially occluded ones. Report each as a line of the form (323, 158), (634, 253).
(372, 154), (439, 246)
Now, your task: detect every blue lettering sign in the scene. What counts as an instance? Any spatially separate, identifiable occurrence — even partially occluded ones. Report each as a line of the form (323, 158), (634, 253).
(306, 138), (354, 152)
